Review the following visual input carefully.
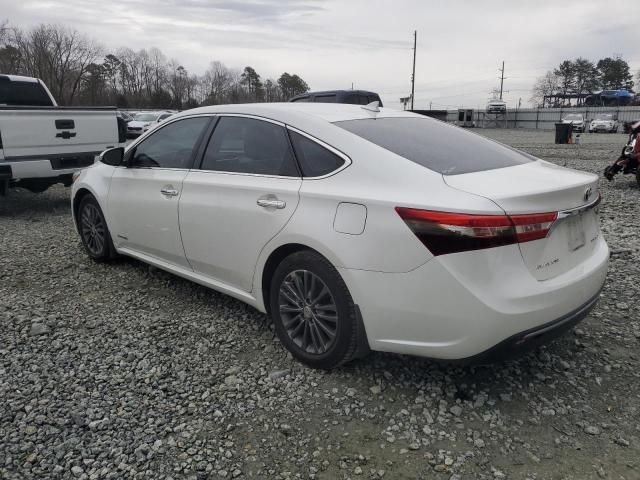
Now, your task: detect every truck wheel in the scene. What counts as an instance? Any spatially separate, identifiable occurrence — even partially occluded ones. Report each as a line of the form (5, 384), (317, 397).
(77, 195), (117, 262)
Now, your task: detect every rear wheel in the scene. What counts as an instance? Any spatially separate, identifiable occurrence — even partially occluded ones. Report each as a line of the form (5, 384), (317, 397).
(269, 250), (364, 369)
(77, 195), (116, 262)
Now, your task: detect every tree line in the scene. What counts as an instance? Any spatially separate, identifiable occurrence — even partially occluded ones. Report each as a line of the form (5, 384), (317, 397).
(0, 21), (310, 108)
(530, 56), (637, 107)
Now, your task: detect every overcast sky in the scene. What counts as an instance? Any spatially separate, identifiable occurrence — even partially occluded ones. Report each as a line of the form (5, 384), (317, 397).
(2, 0), (639, 109)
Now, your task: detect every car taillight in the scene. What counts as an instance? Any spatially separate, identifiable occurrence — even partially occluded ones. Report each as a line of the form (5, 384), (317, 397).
(395, 207), (557, 256)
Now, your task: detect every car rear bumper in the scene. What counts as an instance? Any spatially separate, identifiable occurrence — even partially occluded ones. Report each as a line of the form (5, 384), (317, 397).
(340, 236), (608, 360)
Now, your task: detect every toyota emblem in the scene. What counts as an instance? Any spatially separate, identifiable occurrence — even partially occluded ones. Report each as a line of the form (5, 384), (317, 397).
(583, 187), (592, 202)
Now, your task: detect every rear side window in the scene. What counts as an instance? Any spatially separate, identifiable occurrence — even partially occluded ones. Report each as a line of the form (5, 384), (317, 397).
(314, 95), (337, 103)
(345, 95), (368, 105)
(334, 117), (532, 175)
(291, 96), (310, 102)
(201, 116), (299, 177)
(289, 131), (345, 177)
(0, 80), (54, 106)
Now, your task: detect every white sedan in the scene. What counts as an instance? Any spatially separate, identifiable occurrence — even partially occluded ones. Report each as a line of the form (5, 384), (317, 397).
(71, 103), (609, 369)
(126, 111), (173, 137)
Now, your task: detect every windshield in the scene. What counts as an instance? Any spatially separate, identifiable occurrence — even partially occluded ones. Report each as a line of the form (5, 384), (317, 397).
(595, 114), (613, 120)
(334, 117), (533, 175)
(134, 113), (159, 121)
(564, 114), (582, 120)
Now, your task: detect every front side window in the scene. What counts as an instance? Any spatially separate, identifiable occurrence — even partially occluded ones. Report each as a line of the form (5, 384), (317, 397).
(335, 117), (533, 175)
(289, 131), (345, 177)
(130, 117), (209, 169)
(200, 116), (299, 176)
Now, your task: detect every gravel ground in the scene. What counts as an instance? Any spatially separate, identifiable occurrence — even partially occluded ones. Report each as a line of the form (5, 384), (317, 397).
(1, 129), (639, 480)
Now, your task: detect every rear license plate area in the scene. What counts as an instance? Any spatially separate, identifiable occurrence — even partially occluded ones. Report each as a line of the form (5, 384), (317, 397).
(567, 215), (586, 251)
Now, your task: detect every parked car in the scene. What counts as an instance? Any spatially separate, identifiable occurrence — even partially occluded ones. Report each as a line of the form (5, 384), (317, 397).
(562, 113), (586, 132)
(72, 103), (608, 369)
(589, 113), (619, 133)
(0, 74), (125, 195)
(117, 110), (134, 123)
(290, 90), (383, 107)
(623, 118), (640, 134)
(486, 100), (507, 114)
(126, 111), (173, 137)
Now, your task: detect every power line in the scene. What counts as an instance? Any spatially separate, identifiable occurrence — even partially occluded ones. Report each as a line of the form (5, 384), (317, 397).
(498, 60), (507, 100)
(410, 30), (417, 110)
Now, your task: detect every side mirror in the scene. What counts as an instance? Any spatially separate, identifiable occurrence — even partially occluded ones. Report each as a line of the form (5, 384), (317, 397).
(99, 147), (124, 166)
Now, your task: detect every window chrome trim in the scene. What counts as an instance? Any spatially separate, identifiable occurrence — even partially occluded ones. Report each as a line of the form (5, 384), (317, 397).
(125, 113), (216, 152)
(286, 126), (352, 179)
(193, 113), (300, 179)
(123, 114), (215, 171)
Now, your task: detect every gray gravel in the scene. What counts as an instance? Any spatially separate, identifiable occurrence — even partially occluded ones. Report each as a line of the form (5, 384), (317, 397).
(1, 128), (639, 479)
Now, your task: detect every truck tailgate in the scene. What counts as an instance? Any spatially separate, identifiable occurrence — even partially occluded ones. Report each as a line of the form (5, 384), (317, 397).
(0, 108), (120, 162)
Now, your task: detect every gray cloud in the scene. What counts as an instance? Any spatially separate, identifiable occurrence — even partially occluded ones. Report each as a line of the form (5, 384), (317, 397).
(2, 0), (639, 109)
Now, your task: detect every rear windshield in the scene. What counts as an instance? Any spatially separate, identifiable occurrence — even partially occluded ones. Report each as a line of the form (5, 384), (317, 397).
(334, 117), (533, 175)
(0, 80), (54, 106)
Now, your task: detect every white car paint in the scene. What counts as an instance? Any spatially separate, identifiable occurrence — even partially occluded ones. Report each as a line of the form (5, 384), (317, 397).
(72, 103), (609, 361)
(589, 114), (619, 133)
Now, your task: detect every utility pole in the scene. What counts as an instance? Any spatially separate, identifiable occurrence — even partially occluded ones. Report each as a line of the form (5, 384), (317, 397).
(498, 60), (506, 100)
(411, 30), (416, 110)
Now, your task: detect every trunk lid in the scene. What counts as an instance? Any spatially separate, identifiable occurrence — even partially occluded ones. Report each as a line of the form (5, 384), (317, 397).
(444, 161), (601, 280)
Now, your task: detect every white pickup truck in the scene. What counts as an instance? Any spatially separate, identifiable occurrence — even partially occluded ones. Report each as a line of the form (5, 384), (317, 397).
(0, 74), (125, 195)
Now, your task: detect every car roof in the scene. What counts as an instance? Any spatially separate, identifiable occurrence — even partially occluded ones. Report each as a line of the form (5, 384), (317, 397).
(0, 74), (39, 83)
(173, 102), (414, 124)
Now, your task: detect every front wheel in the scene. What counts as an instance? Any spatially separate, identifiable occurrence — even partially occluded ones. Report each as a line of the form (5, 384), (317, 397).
(269, 250), (365, 369)
(77, 195), (117, 262)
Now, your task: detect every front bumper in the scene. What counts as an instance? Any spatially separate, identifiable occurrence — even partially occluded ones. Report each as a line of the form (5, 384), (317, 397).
(340, 237), (609, 360)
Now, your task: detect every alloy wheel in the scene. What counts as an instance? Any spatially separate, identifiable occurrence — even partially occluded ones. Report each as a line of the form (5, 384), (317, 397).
(278, 269), (338, 354)
(80, 203), (106, 256)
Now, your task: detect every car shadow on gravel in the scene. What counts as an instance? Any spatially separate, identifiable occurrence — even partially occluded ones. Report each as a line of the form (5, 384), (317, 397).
(0, 189), (71, 217)
(117, 250), (579, 393)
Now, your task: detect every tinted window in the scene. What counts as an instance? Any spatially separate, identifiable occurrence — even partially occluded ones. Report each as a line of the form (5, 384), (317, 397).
(289, 131), (345, 177)
(345, 95), (368, 105)
(335, 117), (533, 175)
(0, 80), (54, 106)
(368, 95), (382, 106)
(314, 95), (337, 103)
(201, 117), (298, 176)
(131, 117), (209, 169)
(291, 96), (310, 102)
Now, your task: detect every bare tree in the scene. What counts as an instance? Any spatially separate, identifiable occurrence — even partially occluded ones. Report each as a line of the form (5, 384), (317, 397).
(11, 24), (102, 104)
(202, 61), (233, 105)
(2, 20), (311, 108)
(530, 71), (559, 107)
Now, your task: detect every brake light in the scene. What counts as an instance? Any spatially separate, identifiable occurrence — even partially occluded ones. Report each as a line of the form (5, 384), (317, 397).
(395, 207), (557, 256)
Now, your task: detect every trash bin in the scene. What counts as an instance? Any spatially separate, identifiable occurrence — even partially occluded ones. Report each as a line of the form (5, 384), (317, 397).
(555, 123), (573, 144)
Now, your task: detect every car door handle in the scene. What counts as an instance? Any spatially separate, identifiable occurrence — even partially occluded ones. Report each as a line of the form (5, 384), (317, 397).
(257, 198), (286, 209)
(160, 187), (179, 197)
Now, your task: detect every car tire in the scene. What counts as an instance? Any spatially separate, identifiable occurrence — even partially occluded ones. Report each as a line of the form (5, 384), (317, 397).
(269, 250), (365, 369)
(77, 195), (117, 262)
